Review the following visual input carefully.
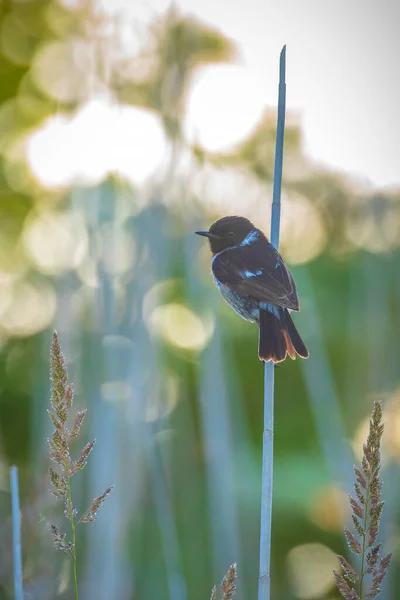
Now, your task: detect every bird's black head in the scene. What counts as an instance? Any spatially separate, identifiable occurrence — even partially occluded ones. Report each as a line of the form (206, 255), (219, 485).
(195, 215), (258, 254)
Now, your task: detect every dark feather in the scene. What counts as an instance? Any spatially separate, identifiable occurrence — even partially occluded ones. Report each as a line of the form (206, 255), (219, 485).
(212, 235), (299, 310)
(258, 309), (287, 362)
(258, 307), (309, 363)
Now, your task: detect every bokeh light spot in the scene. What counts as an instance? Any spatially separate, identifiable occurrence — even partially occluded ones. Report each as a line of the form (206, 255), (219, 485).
(287, 543), (339, 599)
(193, 166), (265, 216)
(23, 210), (88, 275)
(384, 389), (400, 460)
(101, 381), (132, 403)
(308, 485), (348, 532)
(148, 303), (214, 351)
(31, 39), (94, 103)
(76, 257), (98, 288)
(279, 192), (327, 264)
(95, 223), (136, 276)
(142, 279), (179, 322)
(346, 201), (400, 253)
(0, 280), (56, 337)
(110, 104), (167, 184)
(26, 113), (81, 188)
(26, 100), (166, 188)
(0, 279), (13, 320)
(185, 65), (266, 152)
(145, 375), (180, 422)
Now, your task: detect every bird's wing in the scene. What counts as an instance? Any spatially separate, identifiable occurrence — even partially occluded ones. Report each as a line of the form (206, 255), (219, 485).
(212, 241), (299, 310)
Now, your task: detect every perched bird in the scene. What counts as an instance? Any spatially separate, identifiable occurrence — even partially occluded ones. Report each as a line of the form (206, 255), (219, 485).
(196, 215), (309, 363)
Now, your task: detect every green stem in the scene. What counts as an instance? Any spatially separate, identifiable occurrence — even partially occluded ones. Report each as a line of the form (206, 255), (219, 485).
(66, 471), (79, 600)
(359, 485), (370, 598)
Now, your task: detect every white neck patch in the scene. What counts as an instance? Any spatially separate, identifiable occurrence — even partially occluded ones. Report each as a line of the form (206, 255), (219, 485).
(212, 229), (259, 265)
(240, 230), (259, 246)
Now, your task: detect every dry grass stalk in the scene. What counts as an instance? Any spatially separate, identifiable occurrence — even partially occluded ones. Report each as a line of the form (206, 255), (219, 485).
(48, 331), (113, 599)
(209, 563), (237, 600)
(334, 401), (392, 599)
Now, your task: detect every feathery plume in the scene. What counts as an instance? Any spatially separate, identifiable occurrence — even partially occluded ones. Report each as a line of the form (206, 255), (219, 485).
(48, 331), (113, 599)
(70, 410), (87, 438)
(221, 563), (237, 600)
(334, 401), (392, 599)
(208, 564), (237, 600)
(78, 487), (114, 524)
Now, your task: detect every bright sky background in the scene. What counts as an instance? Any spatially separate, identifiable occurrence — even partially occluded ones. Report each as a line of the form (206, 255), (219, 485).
(95, 0), (400, 190)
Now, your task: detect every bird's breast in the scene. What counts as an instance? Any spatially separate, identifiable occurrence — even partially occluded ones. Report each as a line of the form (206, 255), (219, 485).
(212, 275), (259, 323)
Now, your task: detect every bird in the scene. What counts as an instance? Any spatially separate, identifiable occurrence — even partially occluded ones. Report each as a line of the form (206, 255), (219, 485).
(195, 215), (309, 363)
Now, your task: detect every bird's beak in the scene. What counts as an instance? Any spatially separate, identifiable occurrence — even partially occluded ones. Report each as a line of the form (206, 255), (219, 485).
(195, 231), (220, 239)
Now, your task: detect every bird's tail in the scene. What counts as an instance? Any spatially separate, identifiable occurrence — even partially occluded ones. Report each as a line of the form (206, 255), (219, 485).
(258, 307), (309, 363)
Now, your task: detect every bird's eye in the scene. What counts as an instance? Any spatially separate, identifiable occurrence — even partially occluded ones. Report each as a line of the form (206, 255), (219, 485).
(227, 232), (234, 237)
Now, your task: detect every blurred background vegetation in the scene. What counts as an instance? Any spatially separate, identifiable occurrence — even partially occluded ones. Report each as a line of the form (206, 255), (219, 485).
(0, 0), (399, 599)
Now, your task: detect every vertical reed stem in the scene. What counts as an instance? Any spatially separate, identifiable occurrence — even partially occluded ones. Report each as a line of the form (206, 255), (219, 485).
(258, 45), (286, 600)
(10, 466), (23, 600)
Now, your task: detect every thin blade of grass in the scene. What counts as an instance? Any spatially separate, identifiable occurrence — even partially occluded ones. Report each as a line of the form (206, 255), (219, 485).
(10, 466), (23, 600)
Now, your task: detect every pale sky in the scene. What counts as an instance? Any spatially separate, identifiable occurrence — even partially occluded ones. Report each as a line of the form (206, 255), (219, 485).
(104, 0), (400, 190)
